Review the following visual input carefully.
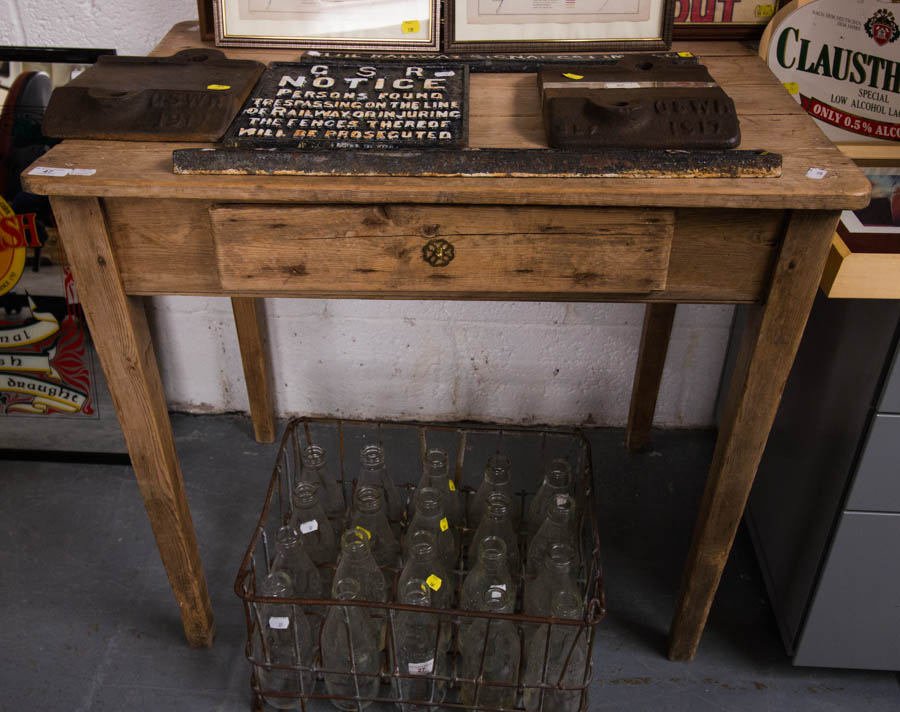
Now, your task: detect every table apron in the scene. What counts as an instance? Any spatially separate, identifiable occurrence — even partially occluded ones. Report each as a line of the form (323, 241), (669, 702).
(100, 198), (785, 303)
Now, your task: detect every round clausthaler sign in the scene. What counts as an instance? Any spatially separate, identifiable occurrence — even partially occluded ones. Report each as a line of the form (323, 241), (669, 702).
(761, 0), (900, 144)
(0, 195), (27, 296)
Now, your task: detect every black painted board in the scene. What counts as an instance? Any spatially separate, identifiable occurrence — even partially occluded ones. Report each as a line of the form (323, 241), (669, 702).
(222, 61), (468, 150)
(298, 51), (699, 73)
(174, 147), (781, 178)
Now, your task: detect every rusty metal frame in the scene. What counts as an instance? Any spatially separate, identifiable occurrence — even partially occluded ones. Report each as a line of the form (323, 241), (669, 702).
(235, 417), (605, 711)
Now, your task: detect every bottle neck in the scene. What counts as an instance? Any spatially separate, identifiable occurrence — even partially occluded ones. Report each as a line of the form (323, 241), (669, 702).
(544, 458), (572, 489)
(275, 525), (302, 551)
(300, 444), (326, 473)
(550, 590), (582, 619)
(414, 487), (442, 519)
(484, 455), (511, 487)
(477, 536), (508, 574)
(423, 448), (449, 480)
(408, 530), (438, 563)
(542, 543), (577, 576)
(354, 485), (385, 516)
(292, 482), (320, 511)
(401, 579), (432, 607)
(547, 494), (575, 526)
(485, 492), (512, 521)
(341, 529), (372, 561)
(334, 578), (361, 601)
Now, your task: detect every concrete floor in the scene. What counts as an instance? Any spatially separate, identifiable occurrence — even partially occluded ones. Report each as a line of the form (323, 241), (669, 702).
(1, 415), (898, 711)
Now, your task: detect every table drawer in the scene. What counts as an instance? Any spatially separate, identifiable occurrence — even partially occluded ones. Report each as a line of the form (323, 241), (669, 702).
(209, 204), (674, 296)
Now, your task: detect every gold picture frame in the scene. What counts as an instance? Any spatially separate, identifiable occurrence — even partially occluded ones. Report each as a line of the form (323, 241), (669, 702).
(445, 0), (674, 53)
(214, 0), (442, 52)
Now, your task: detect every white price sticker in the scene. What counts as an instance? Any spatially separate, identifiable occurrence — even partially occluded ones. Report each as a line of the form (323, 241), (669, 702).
(299, 519), (319, 534)
(806, 168), (828, 180)
(268, 616), (290, 629)
(408, 658), (434, 674)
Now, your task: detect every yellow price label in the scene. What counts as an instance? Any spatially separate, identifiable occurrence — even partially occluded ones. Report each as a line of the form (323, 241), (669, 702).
(206, 84), (231, 90)
(756, 4), (775, 18)
(448, 480), (456, 492)
(401, 20), (420, 34)
(439, 517), (449, 532)
(562, 72), (583, 80)
(355, 525), (371, 540)
(783, 82), (799, 95)
(426, 574), (442, 591)
(678, 52), (693, 58)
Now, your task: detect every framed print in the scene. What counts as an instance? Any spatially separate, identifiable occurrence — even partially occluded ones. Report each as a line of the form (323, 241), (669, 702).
(674, 0), (788, 40)
(445, 0), (674, 53)
(214, 0), (441, 52)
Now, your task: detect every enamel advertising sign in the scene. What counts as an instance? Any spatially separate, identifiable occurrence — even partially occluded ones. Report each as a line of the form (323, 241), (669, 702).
(762, 0), (900, 144)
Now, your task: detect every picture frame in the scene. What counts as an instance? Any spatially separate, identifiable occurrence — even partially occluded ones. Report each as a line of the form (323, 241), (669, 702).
(444, 0), (674, 53)
(213, 0), (442, 52)
(673, 0), (787, 40)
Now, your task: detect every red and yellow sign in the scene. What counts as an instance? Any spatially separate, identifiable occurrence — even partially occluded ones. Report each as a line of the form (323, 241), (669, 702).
(0, 196), (40, 296)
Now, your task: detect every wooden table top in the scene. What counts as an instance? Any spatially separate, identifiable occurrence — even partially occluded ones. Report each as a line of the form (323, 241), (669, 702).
(23, 22), (870, 211)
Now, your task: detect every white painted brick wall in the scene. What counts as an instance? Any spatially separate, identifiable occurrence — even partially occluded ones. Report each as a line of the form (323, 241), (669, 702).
(9, 0), (735, 426)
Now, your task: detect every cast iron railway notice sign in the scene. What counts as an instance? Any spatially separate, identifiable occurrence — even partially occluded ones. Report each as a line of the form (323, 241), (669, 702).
(539, 53), (741, 150)
(223, 62), (469, 150)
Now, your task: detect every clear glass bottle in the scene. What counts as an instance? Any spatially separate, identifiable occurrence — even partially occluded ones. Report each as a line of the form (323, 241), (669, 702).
(347, 484), (401, 591)
(525, 458), (573, 536)
(524, 543), (580, 618)
(398, 529), (453, 610)
(468, 492), (520, 577)
(322, 578), (382, 710)
(271, 525), (322, 600)
(404, 487), (458, 585)
(411, 448), (462, 528)
(525, 493), (579, 581)
(458, 586), (520, 710)
(290, 481), (339, 568)
(391, 578), (449, 712)
(523, 591), (587, 712)
(358, 444), (403, 525)
(300, 444), (345, 522)
(334, 528), (388, 646)
(460, 535), (516, 614)
(469, 454), (520, 529)
(254, 570), (315, 710)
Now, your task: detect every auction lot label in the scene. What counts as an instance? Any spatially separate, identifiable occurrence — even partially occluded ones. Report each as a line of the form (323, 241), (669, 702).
(763, 0), (900, 144)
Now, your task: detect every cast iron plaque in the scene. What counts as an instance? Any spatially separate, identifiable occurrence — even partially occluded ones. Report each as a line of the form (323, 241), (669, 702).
(223, 61), (468, 150)
(539, 53), (741, 150)
(42, 49), (265, 142)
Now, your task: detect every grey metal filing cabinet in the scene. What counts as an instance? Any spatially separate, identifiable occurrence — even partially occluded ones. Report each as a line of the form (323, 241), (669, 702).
(736, 294), (900, 670)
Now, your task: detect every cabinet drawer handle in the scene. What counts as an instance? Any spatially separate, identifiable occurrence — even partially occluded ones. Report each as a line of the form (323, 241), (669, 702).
(422, 238), (455, 267)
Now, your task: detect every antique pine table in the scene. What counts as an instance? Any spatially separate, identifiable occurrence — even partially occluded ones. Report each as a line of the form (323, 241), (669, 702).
(22, 22), (870, 661)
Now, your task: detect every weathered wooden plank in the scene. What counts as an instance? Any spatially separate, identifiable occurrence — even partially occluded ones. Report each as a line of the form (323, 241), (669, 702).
(209, 204), (674, 295)
(50, 195), (215, 648)
(21, 129), (868, 210)
(668, 210), (842, 661)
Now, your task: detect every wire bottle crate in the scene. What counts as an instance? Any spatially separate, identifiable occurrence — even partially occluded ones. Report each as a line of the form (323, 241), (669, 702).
(236, 417), (605, 712)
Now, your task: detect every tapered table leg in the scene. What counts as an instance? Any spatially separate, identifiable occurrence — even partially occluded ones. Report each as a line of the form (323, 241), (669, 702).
(668, 210), (840, 661)
(626, 303), (677, 452)
(231, 297), (275, 443)
(52, 196), (215, 648)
